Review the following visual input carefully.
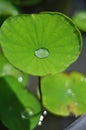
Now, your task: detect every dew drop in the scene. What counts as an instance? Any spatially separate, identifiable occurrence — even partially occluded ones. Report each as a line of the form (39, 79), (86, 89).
(21, 107), (34, 119)
(18, 76), (23, 82)
(67, 89), (75, 97)
(35, 48), (49, 59)
(67, 89), (73, 94)
(38, 121), (42, 126)
(38, 115), (44, 126)
(43, 110), (47, 116)
(40, 115), (44, 121)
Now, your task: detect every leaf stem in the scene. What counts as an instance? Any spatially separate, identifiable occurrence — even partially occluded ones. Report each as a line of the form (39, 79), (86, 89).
(38, 76), (43, 106)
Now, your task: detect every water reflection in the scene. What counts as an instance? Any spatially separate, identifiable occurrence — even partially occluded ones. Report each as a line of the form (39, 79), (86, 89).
(21, 107), (34, 119)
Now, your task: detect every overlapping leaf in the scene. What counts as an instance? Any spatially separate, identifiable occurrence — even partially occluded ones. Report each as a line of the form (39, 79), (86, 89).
(73, 11), (86, 31)
(0, 54), (28, 86)
(0, 1), (19, 25)
(0, 76), (41, 130)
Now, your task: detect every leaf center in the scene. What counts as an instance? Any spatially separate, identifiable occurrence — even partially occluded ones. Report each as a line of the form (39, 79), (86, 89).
(35, 48), (49, 59)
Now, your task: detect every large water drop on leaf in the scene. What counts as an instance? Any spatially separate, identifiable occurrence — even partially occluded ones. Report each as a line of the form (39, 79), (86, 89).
(21, 107), (34, 119)
(35, 48), (49, 59)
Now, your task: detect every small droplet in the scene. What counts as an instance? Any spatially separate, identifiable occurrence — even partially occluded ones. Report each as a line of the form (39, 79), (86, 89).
(18, 76), (23, 82)
(67, 89), (72, 94)
(43, 110), (47, 116)
(38, 121), (42, 126)
(35, 48), (49, 59)
(67, 89), (75, 97)
(40, 115), (44, 121)
(21, 107), (34, 119)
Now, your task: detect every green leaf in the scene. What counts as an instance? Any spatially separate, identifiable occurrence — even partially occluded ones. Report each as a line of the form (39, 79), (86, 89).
(0, 1), (19, 15)
(0, 1), (19, 25)
(73, 11), (86, 32)
(0, 76), (41, 130)
(0, 12), (82, 76)
(0, 54), (28, 86)
(41, 72), (86, 116)
(11, 0), (41, 6)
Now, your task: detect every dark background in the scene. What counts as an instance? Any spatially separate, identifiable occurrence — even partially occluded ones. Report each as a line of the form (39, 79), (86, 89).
(0, 0), (86, 130)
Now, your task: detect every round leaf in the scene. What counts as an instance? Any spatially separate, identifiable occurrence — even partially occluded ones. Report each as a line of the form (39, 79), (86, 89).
(0, 12), (82, 76)
(0, 76), (41, 130)
(41, 72), (86, 116)
(73, 11), (86, 31)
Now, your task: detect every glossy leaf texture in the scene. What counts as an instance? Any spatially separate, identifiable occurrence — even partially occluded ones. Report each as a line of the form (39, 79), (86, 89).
(41, 72), (86, 116)
(0, 54), (29, 86)
(0, 76), (41, 130)
(73, 11), (86, 32)
(0, 12), (82, 76)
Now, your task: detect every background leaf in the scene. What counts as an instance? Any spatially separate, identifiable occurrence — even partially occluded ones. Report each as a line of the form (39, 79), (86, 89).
(0, 76), (42, 130)
(41, 72), (86, 116)
(73, 11), (86, 32)
(0, 1), (19, 25)
(0, 54), (29, 86)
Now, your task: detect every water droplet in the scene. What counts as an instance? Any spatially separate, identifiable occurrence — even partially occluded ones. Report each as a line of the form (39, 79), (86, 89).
(40, 115), (44, 121)
(43, 110), (47, 116)
(38, 115), (44, 126)
(38, 121), (42, 126)
(21, 107), (34, 119)
(67, 89), (72, 94)
(18, 76), (23, 82)
(67, 89), (75, 97)
(35, 48), (49, 59)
